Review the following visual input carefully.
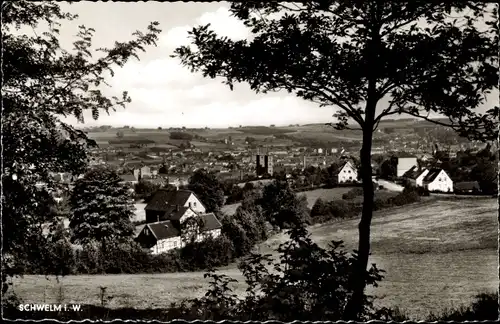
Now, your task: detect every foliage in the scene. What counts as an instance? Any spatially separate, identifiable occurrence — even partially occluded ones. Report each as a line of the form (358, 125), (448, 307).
(173, 3), (497, 317)
(342, 187), (364, 200)
(311, 197), (327, 217)
(310, 189), (421, 223)
(188, 169), (225, 213)
(238, 126), (292, 135)
(169, 131), (194, 140)
(426, 292), (499, 321)
(2, 0), (160, 294)
(244, 136), (256, 144)
(134, 180), (162, 201)
(69, 167), (136, 251)
(173, 224), (384, 321)
(379, 159), (397, 179)
(260, 180), (311, 229)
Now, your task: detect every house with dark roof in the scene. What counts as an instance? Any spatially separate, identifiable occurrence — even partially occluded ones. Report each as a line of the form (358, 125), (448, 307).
(402, 166), (429, 187)
(422, 168), (453, 193)
(136, 189), (222, 254)
(144, 189), (206, 223)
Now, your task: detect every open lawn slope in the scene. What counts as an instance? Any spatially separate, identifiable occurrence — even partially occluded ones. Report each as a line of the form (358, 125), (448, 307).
(12, 198), (496, 320)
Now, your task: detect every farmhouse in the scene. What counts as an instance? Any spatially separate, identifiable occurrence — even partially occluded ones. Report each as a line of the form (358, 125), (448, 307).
(422, 168), (454, 193)
(336, 161), (358, 184)
(137, 189), (222, 254)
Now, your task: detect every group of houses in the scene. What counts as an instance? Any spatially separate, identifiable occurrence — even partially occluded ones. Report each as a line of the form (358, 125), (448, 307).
(394, 154), (454, 192)
(119, 164), (190, 189)
(135, 188), (222, 254)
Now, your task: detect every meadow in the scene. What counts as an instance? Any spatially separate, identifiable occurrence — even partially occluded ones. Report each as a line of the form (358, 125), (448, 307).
(14, 198), (497, 320)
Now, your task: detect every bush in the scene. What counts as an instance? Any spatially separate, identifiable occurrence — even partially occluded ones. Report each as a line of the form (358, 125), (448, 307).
(342, 187), (364, 200)
(426, 292), (498, 321)
(169, 132), (194, 140)
(387, 189), (421, 206)
(311, 198), (327, 217)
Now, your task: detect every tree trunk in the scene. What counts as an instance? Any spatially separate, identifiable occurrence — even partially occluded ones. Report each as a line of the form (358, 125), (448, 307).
(343, 4), (382, 319)
(343, 113), (376, 320)
(344, 60), (378, 322)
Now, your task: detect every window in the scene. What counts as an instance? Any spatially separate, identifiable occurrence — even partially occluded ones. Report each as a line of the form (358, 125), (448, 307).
(174, 241), (178, 248)
(193, 202), (197, 207)
(188, 202), (192, 208)
(144, 229), (148, 236)
(349, 176), (353, 180)
(348, 170), (351, 173)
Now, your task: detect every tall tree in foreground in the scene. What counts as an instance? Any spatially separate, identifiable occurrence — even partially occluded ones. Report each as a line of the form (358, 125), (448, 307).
(69, 167), (136, 253)
(173, 2), (498, 319)
(1, 0), (160, 295)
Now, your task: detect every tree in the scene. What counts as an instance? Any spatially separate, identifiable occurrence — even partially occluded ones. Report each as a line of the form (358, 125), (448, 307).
(173, 2), (498, 319)
(245, 136), (256, 144)
(69, 167), (136, 253)
(311, 197), (327, 217)
(379, 159), (397, 179)
(134, 180), (161, 201)
(2, 0), (159, 295)
(260, 180), (310, 229)
(158, 164), (169, 174)
(188, 169), (225, 213)
(181, 217), (205, 245)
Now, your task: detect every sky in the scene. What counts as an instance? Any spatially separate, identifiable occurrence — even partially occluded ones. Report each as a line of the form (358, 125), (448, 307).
(46, 2), (498, 129)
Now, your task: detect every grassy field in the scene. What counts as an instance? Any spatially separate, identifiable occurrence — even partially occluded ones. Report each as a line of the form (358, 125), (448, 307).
(15, 198), (497, 320)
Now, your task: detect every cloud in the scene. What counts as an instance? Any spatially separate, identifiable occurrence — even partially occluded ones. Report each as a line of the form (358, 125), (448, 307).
(61, 5), (339, 129)
(160, 6), (249, 49)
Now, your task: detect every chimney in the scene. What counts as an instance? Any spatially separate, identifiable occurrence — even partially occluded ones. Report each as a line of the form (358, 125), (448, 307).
(157, 215), (159, 223)
(176, 205), (180, 212)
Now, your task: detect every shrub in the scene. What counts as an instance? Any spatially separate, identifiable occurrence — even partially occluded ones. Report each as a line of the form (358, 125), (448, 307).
(169, 131), (194, 140)
(311, 198), (327, 217)
(426, 292), (498, 321)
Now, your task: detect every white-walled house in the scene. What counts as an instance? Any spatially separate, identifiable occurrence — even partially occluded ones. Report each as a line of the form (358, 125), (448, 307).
(422, 168), (454, 193)
(135, 212), (222, 255)
(136, 189), (223, 254)
(337, 161), (358, 184)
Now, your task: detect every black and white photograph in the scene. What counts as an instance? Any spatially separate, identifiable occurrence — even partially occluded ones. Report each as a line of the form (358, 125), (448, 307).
(2, 1), (499, 322)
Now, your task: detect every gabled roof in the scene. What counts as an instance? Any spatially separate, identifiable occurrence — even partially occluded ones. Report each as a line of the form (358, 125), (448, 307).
(339, 161), (356, 173)
(403, 166), (427, 180)
(423, 168), (444, 183)
(146, 221), (181, 240)
(144, 189), (196, 211)
(199, 213), (223, 232)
